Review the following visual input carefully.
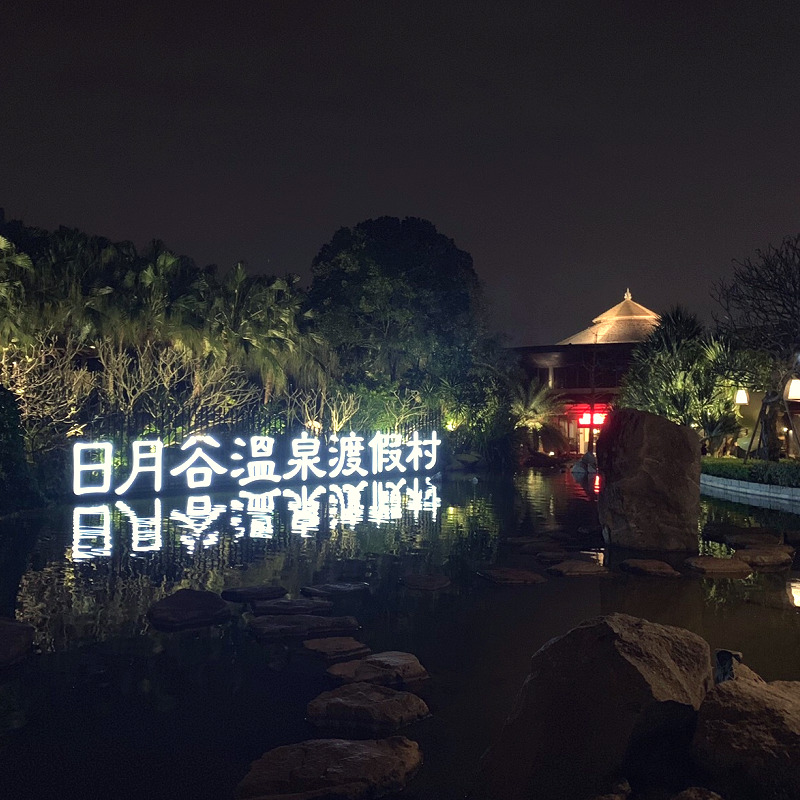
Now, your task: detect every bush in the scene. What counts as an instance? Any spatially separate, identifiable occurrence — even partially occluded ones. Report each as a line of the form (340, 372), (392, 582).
(701, 456), (800, 488)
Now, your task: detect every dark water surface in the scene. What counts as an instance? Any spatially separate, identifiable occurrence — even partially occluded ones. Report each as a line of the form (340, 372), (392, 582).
(1, 470), (799, 800)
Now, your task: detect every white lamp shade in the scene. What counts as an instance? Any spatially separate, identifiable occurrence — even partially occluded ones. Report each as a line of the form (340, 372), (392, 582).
(787, 379), (800, 401)
(734, 388), (749, 405)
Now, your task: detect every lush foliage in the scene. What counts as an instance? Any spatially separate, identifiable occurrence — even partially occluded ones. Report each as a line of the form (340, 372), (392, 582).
(509, 378), (567, 456)
(701, 456), (800, 488)
(619, 307), (741, 454)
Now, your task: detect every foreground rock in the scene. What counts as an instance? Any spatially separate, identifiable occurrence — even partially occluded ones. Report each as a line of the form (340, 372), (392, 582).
(0, 618), (34, 667)
(147, 589), (231, 631)
(220, 584), (287, 603)
(478, 613), (714, 800)
(684, 556), (752, 579)
(248, 614), (359, 642)
(328, 652), (429, 690)
(236, 737), (422, 799)
(251, 597), (333, 615)
(597, 408), (700, 550)
(477, 567), (546, 585)
(303, 637), (372, 663)
(546, 559), (608, 577)
(692, 679), (800, 800)
(619, 559), (681, 577)
(307, 682), (430, 735)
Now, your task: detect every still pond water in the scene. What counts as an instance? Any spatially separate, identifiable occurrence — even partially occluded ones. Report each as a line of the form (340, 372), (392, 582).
(1, 470), (800, 800)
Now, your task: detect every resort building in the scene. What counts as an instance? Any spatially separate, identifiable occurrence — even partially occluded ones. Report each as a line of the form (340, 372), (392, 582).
(515, 289), (659, 454)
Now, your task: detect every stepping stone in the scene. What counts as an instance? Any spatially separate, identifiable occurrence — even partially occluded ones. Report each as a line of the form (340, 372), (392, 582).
(684, 556), (752, 578)
(723, 532), (782, 548)
(619, 559), (681, 577)
(248, 614), (359, 642)
(731, 548), (793, 571)
(300, 582), (371, 597)
(532, 550), (570, 564)
(328, 651), (429, 690)
(307, 682), (430, 735)
(220, 585), (287, 603)
(147, 589), (231, 631)
(303, 637), (372, 663)
(400, 574), (451, 591)
(0, 617), (34, 667)
(477, 567), (546, 585)
(546, 560), (609, 577)
(251, 597), (333, 616)
(237, 737), (422, 800)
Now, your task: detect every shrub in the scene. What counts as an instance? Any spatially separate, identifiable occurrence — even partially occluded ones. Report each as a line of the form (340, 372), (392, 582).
(701, 456), (800, 488)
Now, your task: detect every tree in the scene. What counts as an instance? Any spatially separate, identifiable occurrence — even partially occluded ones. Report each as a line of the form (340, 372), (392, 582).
(619, 308), (740, 455)
(509, 379), (567, 456)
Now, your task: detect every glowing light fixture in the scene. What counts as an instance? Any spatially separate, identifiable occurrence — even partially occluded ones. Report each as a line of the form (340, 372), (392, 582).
(786, 379), (800, 401)
(578, 412), (606, 427)
(734, 388), (749, 405)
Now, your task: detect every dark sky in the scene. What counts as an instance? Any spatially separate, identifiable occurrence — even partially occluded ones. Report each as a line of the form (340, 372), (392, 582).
(4, 0), (800, 345)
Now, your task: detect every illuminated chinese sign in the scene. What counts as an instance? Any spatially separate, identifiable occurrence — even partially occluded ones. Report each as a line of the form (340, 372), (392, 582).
(71, 477), (441, 558)
(73, 430), (441, 497)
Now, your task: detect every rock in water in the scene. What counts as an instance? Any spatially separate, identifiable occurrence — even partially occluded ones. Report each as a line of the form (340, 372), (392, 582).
(328, 652), (430, 690)
(248, 614), (359, 642)
(596, 408), (700, 550)
(477, 613), (714, 800)
(220, 585), (287, 603)
(146, 589), (231, 631)
(692, 679), (800, 800)
(307, 682), (430, 735)
(0, 618), (34, 667)
(236, 737), (422, 799)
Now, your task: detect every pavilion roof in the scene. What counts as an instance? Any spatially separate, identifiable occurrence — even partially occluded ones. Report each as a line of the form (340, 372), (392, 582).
(557, 289), (659, 345)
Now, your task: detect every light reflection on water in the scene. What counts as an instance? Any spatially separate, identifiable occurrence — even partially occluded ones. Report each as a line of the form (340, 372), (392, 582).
(1, 469), (800, 800)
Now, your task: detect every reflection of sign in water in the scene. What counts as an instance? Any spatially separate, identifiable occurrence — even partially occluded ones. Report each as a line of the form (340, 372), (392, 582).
(71, 478), (441, 560)
(73, 430), (441, 496)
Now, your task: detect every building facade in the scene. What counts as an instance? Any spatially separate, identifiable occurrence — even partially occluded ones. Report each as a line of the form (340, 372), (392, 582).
(514, 290), (659, 454)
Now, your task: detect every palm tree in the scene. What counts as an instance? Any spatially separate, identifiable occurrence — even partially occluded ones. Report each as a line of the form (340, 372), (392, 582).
(510, 378), (567, 454)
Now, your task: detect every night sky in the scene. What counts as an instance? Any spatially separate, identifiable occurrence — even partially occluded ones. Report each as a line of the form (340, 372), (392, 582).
(4, 1), (800, 345)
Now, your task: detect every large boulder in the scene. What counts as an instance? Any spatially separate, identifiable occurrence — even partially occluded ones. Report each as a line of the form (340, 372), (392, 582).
(692, 679), (800, 800)
(597, 409), (701, 551)
(477, 613), (714, 800)
(236, 737), (422, 799)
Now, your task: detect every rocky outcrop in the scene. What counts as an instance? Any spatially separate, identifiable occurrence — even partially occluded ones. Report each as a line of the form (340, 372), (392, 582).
(0, 617), (34, 667)
(307, 682), (430, 735)
(477, 613), (714, 800)
(236, 737), (422, 799)
(248, 614), (359, 642)
(692, 679), (800, 800)
(146, 589), (231, 631)
(328, 652), (429, 691)
(596, 408), (701, 550)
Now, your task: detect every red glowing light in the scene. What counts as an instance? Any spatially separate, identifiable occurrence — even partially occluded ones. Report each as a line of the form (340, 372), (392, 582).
(577, 412), (606, 427)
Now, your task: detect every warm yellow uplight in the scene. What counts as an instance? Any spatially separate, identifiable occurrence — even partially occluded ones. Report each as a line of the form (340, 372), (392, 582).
(786, 379), (800, 401)
(734, 388), (749, 405)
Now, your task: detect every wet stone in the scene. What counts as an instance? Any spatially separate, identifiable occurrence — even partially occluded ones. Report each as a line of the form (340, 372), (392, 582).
(220, 585), (287, 603)
(400, 574), (451, 591)
(731, 548), (793, 571)
(236, 736), (423, 800)
(684, 556), (752, 578)
(251, 597), (334, 616)
(0, 617), (34, 667)
(477, 568), (547, 585)
(619, 559), (681, 577)
(546, 560), (609, 577)
(248, 614), (360, 642)
(301, 582), (371, 597)
(147, 589), (231, 631)
(328, 651), (429, 691)
(303, 637), (372, 663)
(307, 682), (430, 735)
